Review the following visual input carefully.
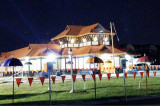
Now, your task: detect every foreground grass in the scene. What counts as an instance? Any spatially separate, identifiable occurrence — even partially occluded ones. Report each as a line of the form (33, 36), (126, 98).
(0, 76), (160, 105)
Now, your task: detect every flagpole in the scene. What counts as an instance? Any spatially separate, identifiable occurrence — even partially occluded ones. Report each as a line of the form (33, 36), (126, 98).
(110, 22), (115, 67)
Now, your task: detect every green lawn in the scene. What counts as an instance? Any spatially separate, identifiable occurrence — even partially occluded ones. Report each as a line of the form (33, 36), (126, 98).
(1, 76), (160, 105)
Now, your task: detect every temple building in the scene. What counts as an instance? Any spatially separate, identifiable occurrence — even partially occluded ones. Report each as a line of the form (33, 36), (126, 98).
(0, 23), (130, 75)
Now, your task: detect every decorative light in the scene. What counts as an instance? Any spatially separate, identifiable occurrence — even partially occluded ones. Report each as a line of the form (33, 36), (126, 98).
(71, 39), (74, 43)
(60, 41), (63, 44)
(47, 53), (55, 62)
(125, 54), (131, 60)
(94, 37), (97, 41)
(83, 38), (86, 42)
(104, 37), (109, 41)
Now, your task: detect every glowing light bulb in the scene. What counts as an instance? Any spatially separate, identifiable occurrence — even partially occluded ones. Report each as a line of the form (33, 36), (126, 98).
(83, 38), (86, 42)
(94, 37), (97, 41)
(71, 39), (74, 43)
(104, 37), (108, 41)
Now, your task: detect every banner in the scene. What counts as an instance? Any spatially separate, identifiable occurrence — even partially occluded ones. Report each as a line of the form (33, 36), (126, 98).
(91, 74), (95, 81)
(146, 72), (149, 77)
(116, 73), (119, 79)
(98, 73), (102, 81)
(28, 78), (33, 86)
(40, 77), (45, 85)
(72, 75), (76, 83)
(107, 73), (111, 80)
(133, 72), (136, 79)
(61, 76), (66, 83)
(153, 71), (156, 77)
(82, 75), (86, 81)
(16, 78), (22, 87)
(125, 72), (128, 78)
(140, 72), (144, 78)
(51, 76), (56, 84)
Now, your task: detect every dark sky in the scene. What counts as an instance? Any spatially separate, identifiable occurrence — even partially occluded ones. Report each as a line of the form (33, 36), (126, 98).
(0, 0), (160, 52)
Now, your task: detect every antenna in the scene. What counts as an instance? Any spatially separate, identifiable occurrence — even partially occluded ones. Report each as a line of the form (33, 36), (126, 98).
(112, 22), (119, 42)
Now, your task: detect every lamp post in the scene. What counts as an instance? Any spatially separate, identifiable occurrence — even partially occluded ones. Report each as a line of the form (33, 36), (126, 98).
(68, 48), (74, 93)
(25, 56), (30, 77)
(46, 53), (55, 106)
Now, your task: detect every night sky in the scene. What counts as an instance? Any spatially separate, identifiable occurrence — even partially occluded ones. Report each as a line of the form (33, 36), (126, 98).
(0, 0), (160, 52)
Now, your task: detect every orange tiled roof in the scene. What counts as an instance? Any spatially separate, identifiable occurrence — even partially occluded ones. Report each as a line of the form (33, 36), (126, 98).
(0, 47), (31, 62)
(0, 44), (127, 62)
(0, 44), (61, 62)
(51, 23), (113, 40)
(62, 45), (127, 56)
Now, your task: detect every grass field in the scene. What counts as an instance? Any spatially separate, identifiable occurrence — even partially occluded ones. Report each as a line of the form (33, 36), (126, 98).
(1, 76), (160, 105)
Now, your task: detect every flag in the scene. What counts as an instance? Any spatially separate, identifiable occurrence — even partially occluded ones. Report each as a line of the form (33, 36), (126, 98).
(98, 73), (102, 81)
(16, 78), (22, 87)
(28, 78), (33, 86)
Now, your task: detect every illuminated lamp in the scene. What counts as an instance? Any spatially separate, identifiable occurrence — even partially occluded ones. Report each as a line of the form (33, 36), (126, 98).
(71, 39), (74, 43)
(94, 37), (97, 41)
(59, 41), (63, 44)
(125, 54), (131, 60)
(104, 37), (109, 41)
(47, 53), (55, 62)
(83, 38), (86, 42)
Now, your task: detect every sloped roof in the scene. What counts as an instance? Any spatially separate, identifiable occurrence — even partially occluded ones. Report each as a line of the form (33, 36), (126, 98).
(0, 44), (127, 62)
(26, 44), (61, 57)
(62, 45), (127, 56)
(51, 23), (113, 40)
(0, 44), (61, 62)
(0, 47), (31, 62)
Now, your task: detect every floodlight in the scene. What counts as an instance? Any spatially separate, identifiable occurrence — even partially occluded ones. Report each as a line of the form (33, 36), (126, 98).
(47, 53), (55, 62)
